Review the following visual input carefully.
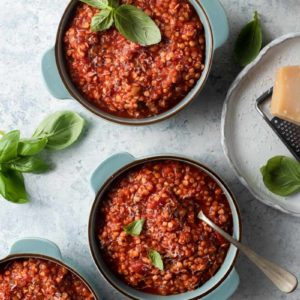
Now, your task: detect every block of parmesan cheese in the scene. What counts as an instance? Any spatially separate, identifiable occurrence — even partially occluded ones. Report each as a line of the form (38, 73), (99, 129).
(271, 66), (300, 125)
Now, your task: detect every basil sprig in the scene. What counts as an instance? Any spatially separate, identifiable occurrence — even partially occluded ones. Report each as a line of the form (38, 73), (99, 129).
(0, 130), (20, 163)
(18, 137), (48, 156)
(148, 250), (164, 271)
(80, 0), (161, 46)
(123, 218), (145, 236)
(8, 157), (50, 173)
(33, 111), (85, 150)
(0, 171), (28, 204)
(0, 111), (85, 204)
(261, 156), (300, 197)
(234, 11), (262, 66)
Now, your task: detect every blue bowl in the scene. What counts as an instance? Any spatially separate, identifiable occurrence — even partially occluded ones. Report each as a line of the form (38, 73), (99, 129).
(89, 152), (241, 300)
(0, 238), (100, 300)
(41, 0), (229, 125)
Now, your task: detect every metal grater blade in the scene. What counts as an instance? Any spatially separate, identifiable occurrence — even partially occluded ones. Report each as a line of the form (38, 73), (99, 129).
(271, 117), (300, 159)
(255, 88), (300, 161)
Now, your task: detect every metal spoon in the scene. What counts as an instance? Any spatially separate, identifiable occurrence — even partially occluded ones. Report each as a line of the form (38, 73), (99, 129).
(198, 210), (298, 293)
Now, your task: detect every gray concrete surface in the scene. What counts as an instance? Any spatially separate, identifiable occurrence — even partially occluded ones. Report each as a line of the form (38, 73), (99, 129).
(0, 0), (299, 299)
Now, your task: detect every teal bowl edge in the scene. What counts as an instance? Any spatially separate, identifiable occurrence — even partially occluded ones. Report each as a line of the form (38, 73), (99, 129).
(0, 238), (101, 300)
(42, 0), (229, 125)
(89, 152), (241, 300)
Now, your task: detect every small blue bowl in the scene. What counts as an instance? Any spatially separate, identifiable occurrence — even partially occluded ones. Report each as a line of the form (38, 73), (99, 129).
(41, 0), (229, 125)
(88, 152), (241, 300)
(0, 238), (100, 299)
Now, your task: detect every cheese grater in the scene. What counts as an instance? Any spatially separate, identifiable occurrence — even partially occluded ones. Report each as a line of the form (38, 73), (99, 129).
(255, 87), (300, 161)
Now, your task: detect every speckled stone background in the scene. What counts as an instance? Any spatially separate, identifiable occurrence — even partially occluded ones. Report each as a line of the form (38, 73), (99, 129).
(0, 0), (300, 299)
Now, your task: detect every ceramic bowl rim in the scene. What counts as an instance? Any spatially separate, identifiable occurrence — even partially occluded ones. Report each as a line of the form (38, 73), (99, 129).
(88, 155), (242, 300)
(54, 0), (214, 125)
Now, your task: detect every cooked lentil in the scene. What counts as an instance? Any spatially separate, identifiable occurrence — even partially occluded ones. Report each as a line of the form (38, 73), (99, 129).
(98, 160), (232, 295)
(64, 0), (205, 118)
(0, 258), (95, 299)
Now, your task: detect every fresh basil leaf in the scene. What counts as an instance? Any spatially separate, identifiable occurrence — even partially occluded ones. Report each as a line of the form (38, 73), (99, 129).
(234, 11), (262, 67)
(91, 9), (114, 32)
(18, 137), (48, 156)
(0, 170), (29, 203)
(0, 130), (20, 163)
(123, 218), (145, 236)
(261, 156), (300, 196)
(8, 157), (50, 174)
(114, 5), (161, 46)
(80, 0), (109, 9)
(108, 0), (119, 8)
(33, 111), (85, 151)
(148, 250), (164, 271)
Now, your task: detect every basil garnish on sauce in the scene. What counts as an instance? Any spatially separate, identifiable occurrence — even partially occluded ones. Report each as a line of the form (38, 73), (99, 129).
(234, 11), (262, 67)
(114, 5), (161, 46)
(261, 156), (300, 197)
(123, 218), (145, 236)
(80, 0), (161, 46)
(91, 9), (114, 32)
(80, 0), (106, 9)
(0, 111), (85, 203)
(148, 250), (164, 271)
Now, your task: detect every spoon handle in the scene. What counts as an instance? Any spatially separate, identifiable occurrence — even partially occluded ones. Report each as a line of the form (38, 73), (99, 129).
(198, 211), (298, 293)
(237, 244), (297, 293)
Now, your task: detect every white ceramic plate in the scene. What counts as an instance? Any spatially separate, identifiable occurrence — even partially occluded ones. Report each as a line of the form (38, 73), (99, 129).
(221, 33), (300, 216)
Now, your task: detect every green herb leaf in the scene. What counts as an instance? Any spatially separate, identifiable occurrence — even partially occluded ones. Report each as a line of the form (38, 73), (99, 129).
(8, 157), (50, 174)
(33, 111), (85, 151)
(234, 11), (262, 67)
(0, 170), (29, 203)
(261, 156), (300, 196)
(80, 0), (109, 9)
(123, 218), (145, 236)
(18, 137), (48, 156)
(0, 130), (20, 163)
(114, 4), (161, 46)
(148, 250), (164, 271)
(108, 0), (119, 8)
(91, 9), (114, 32)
